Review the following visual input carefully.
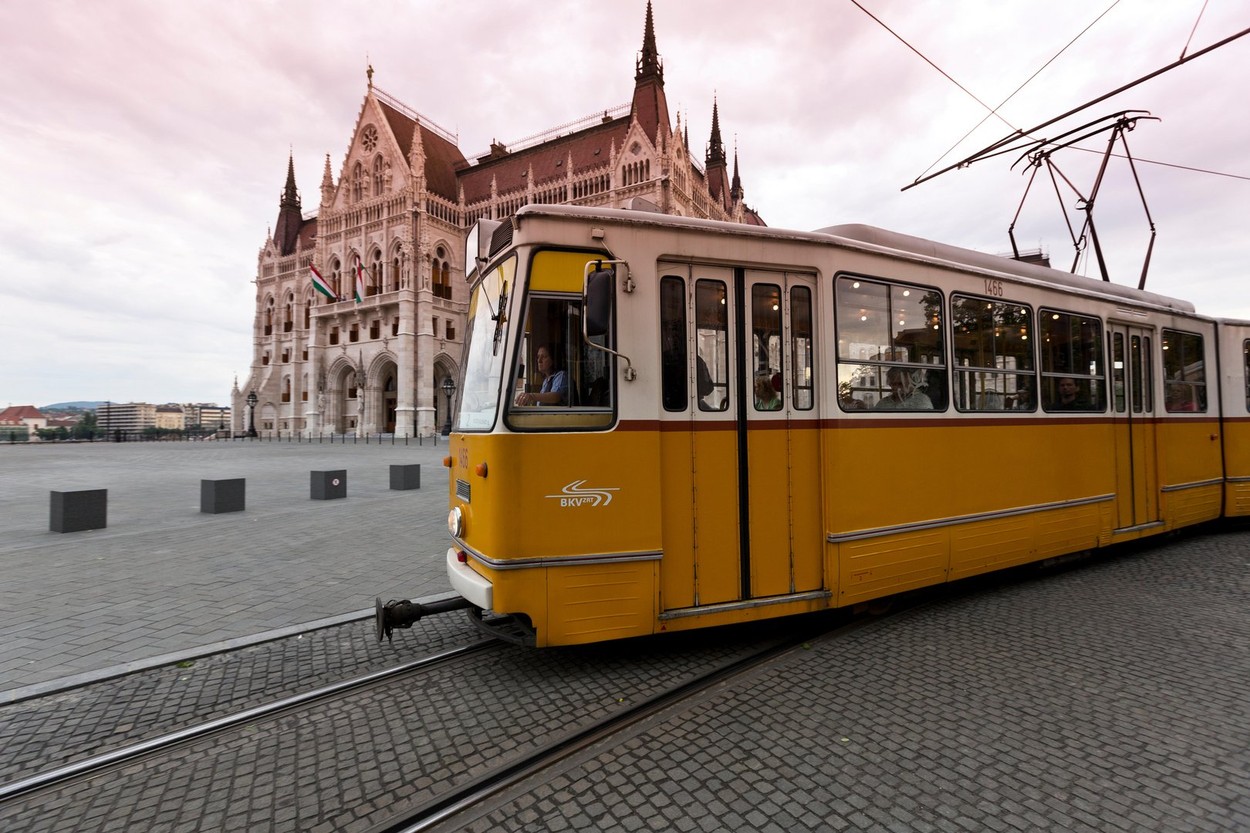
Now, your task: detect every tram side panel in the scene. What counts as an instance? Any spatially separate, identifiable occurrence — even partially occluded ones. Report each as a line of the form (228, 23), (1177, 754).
(825, 419), (1112, 606)
(1217, 320), (1250, 517)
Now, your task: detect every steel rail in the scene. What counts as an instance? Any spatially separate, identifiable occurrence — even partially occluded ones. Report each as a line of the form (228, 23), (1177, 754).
(377, 627), (836, 833)
(0, 638), (499, 805)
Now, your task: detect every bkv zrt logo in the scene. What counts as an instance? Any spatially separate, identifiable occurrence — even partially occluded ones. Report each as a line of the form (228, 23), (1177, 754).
(545, 480), (619, 508)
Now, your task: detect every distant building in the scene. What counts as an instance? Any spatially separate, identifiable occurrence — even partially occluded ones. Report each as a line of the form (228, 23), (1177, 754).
(96, 402), (157, 434)
(154, 405), (185, 431)
(239, 2), (763, 438)
(0, 405), (45, 441)
(183, 403), (231, 432)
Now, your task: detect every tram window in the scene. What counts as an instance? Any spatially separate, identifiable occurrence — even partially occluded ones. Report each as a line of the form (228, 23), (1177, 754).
(835, 276), (945, 411)
(1244, 340), (1250, 410)
(660, 276), (688, 411)
(1132, 335), (1151, 413)
(950, 295), (1034, 412)
(1040, 310), (1104, 411)
(751, 284), (783, 411)
(791, 286), (814, 411)
(1111, 332), (1126, 413)
(1162, 330), (1206, 412)
(695, 279), (729, 411)
(507, 292), (614, 430)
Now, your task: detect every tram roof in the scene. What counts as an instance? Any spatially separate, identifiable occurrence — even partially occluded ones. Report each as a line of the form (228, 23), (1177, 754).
(510, 205), (1196, 315)
(820, 223), (1194, 315)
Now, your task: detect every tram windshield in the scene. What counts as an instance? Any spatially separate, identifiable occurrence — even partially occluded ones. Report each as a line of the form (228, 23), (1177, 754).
(456, 254), (516, 431)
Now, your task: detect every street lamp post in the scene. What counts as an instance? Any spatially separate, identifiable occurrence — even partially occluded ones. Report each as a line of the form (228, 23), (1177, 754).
(247, 391), (258, 438)
(441, 376), (456, 435)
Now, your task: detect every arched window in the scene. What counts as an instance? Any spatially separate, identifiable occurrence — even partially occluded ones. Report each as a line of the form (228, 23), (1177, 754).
(391, 254), (401, 292)
(352, 162), (365, 202)
(373, 156), (384, 195)
(264, 298), (274, 335)
(432, 246), (452, 299)
(303, 298), (311, 329)
(283, 293), (294, 332)
(329, 257), (343, 300)
(370, 250), (382, 296)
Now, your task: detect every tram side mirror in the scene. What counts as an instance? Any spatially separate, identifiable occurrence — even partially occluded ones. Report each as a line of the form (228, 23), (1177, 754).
(585, 267), (614, 338)
(464, 219), (501, 283)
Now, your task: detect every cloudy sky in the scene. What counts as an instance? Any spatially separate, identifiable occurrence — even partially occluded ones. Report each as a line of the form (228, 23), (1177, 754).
(2, 0), (1246, 408)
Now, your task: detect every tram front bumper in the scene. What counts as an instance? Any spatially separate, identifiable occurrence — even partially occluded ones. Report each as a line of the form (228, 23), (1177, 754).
(447, 547), (493, 610)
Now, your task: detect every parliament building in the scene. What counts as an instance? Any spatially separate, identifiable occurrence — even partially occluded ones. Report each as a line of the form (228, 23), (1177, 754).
(235, 3), (763, 437)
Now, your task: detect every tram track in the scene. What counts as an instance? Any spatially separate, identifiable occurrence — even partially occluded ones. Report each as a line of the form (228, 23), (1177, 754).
(375, 628), (824, 833)
(0, 638), (501, 807)
(0, 614), (836, 833)
(0, 606), (483, 786)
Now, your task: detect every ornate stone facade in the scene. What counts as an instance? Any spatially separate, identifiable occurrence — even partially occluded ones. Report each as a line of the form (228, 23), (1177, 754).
(236, 3), (762, 437)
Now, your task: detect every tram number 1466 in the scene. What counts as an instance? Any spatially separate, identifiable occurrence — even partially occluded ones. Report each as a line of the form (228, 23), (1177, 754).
(984, 279), (1004, 297)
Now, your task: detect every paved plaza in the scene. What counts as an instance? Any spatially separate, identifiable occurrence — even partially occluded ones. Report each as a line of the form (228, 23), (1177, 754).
(0, 438), (455, 700)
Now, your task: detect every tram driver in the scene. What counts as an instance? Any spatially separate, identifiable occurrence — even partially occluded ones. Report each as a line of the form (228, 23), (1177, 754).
(515, 345), (569, 406)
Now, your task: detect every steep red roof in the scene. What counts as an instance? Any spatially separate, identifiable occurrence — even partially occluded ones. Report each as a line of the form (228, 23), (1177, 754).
(0, 405), (43, 423)
(458, 117), (631, 206)
(377, 99), (466, 202)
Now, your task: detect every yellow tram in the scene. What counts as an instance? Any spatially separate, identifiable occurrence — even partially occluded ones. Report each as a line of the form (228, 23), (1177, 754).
(380, 204), (1249, 647)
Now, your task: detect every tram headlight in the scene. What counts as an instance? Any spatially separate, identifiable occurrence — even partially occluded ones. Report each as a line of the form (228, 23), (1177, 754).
(448, 506), (464, 538)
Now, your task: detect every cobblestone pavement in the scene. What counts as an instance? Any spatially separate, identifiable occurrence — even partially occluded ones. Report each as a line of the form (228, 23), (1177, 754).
(445, 530), (1250, 833)
(0, 439), (454, 696)
(0, 621), (790, 832)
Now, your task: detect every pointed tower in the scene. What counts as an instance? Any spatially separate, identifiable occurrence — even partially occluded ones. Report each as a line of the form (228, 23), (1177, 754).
(730, 145), (744, 205)
(320, 153), (334, 207)
(630, 1), (672, 144)
(274, 153), (303, 256)
(705, 98), (731, 209)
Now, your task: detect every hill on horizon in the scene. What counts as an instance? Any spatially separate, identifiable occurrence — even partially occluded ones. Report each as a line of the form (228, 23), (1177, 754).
(42, 401), (107, 411)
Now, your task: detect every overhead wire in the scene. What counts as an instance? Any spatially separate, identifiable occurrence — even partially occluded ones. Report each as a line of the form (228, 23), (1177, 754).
(913, 0), (1121, 182)
(1180, 0), (1210, 59)
(846, 0), (1014, 132)
(902, 23), (1250, 190)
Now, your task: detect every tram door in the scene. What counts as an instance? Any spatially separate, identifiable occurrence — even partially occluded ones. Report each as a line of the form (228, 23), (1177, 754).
(658, 265), (822, 613)
(1108, 323), (1160, 528)
(742, 271), (823, 599)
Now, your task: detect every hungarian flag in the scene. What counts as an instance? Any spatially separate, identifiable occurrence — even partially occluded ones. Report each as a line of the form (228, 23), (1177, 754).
(310, 264), (335, 300)
(354, 261), (366, 303)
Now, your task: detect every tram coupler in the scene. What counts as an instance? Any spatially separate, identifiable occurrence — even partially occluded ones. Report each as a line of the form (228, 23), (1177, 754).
(375, 595), (476, 642)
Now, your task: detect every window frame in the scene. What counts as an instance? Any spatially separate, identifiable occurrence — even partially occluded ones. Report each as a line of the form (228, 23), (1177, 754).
(1038, 308), (1106, 413)
(834, 273), (947, 413)
(1161, 328), (1207, 413)
(949, 293), (1036, 413)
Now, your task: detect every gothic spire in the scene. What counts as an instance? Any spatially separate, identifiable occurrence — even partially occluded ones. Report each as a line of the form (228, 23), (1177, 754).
(731, 143), (744, 203)
(704, 97), (730, 208)
(635, 1), (663, 83)
(274, 152), (303, 256)
(320, 153), (334, 204)
(629, 1), (671, 143)
(706, 96), (726, 168)
(281, 151), (300, 211)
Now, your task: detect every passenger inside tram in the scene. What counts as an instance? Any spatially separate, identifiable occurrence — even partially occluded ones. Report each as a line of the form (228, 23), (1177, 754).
(874, 367), (933, 410)
(1048, 376), (1091, 410)
(754, 370), (781, 410)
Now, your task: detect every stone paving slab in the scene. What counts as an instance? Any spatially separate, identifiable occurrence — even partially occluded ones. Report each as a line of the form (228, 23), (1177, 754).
(453, 529), (1250, 832)
(0, 440), (455, 695)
